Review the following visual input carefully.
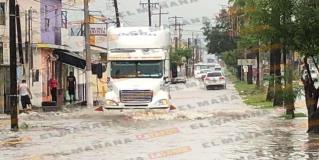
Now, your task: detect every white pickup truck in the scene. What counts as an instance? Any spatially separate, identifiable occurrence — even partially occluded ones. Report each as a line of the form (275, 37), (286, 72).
(101, 27), (171, 110)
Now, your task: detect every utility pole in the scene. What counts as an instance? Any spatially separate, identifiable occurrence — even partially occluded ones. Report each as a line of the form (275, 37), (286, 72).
(194, 38), (198, 62)
(9, 0), (18, 131)
(192, 32), (195, 76)
(169, 16), (183, 31)
(16, 5), (23, 65)
(152, 6), (168, 27)
(24, 11), (30, 86)
(140, 0), (159, 26)
(148, 0), (151, 26)
(24, 11), (28, 63)
(113, 0), (120, 27)
(29, 8), (33, 86)
(169, 16), (183, 49)
(84, 0), (93, 107)
(177, 23), (184, 43)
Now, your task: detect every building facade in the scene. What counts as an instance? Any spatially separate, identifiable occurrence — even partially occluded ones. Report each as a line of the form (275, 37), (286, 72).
(0, 0), (107, 113)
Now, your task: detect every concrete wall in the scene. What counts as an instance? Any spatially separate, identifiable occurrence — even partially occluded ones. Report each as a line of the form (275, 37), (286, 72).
(30, 49), (43, 107)
(0, 0), (33, 65)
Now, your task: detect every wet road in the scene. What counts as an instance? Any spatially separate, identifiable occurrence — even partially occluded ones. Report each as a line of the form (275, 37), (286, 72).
(1, 79), (319, 160)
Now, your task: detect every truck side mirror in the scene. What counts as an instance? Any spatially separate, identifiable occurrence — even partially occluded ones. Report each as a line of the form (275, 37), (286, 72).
(92, 63), (106, 79)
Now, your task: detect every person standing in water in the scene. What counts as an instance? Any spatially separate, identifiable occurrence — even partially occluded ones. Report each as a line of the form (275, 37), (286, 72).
(67, 72), (76, 102)
(18, 80), (32, 112)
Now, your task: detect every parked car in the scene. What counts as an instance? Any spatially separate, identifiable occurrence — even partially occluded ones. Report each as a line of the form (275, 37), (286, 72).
(214, 67), (221, 71)
(303, 69), (319, 82)
(203, 71), (226, 90)
(172, 72), (187, 84)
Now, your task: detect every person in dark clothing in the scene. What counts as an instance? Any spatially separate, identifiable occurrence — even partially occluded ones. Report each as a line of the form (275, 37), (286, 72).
(49, 77), (58, 101)
(67, 72), (76, 102)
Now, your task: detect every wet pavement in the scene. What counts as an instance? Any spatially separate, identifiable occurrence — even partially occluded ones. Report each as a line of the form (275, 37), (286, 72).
(1, 79), (319, 160)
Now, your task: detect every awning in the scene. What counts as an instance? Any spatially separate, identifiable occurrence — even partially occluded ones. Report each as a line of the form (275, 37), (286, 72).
(36, 43), (71, 50)
(53, 49), (86, 69)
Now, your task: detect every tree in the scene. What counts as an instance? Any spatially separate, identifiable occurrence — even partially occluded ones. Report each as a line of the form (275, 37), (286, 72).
(229, 0), (297, 114)
(170, 48), (192, 65)
(202, 12), (236, 55)
(293, 0), (319, 133)
(170, 48), (192, 76)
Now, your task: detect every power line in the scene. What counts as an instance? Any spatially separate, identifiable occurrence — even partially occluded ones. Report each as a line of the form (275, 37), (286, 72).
(152, 6), (168, 27)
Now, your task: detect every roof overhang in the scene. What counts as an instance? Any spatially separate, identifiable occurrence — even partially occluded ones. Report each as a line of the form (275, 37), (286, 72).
(36, 43), (71, 50)
(53, 49), (86, 69)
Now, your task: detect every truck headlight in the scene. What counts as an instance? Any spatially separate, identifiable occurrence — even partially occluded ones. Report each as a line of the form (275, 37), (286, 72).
(154, 99), (169, 106)
(102, 100), (119, 106)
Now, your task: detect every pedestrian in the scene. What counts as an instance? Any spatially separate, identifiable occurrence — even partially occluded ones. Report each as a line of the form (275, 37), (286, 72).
(67, 72), (76, 102)
(18, 80), (32, 112)
(49, 76), (58, 102)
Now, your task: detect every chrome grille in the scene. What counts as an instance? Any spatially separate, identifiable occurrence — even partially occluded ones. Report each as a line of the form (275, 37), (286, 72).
(120, 90), (153, 104)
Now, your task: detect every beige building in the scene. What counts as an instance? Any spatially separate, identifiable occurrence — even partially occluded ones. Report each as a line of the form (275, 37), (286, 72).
(0, 0), (42, 113)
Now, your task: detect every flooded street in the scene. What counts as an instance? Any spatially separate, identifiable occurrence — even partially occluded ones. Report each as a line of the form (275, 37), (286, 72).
(1, 79), (319, 160)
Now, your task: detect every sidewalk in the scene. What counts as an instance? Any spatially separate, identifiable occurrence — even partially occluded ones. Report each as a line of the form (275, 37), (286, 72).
(0, 101), (86, 115)
(0, 101), (86, 131)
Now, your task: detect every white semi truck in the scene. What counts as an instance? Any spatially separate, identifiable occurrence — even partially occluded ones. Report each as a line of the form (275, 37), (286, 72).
(102, 27), (171, 109)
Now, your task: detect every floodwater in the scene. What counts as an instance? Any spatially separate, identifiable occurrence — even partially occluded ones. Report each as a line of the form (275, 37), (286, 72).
(0, 79), (318, 160)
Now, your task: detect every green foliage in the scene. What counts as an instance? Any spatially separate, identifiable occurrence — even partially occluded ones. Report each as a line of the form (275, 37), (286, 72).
(202, 18), (236, 54)
(293, 3), (319, 56)
(170, 48), (192, 65)
(221, 50), (241, 68)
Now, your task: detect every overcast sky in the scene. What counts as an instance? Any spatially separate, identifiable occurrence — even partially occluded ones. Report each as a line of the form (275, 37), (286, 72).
(68, 0), (228, 40)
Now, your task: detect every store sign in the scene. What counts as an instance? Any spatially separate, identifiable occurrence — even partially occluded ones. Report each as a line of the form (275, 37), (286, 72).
(69, 23), (107, 36)
(243, 65), (248, 73)
(90, 23), (107, 36)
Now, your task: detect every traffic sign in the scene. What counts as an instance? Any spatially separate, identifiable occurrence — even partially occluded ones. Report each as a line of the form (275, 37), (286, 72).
(237, 59), (257, 66)
(243, 65), (248, 72)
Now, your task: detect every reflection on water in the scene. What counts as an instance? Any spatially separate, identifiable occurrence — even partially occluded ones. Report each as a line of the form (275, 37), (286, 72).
(1, 108), (319, 159)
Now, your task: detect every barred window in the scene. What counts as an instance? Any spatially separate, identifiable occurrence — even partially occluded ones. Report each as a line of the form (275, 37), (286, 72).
(0, 3), (5, 25)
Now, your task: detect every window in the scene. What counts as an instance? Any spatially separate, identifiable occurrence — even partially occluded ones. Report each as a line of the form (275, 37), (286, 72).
(111, 61), (163, 78)
(44, 5), (48, 18)
(45, 18), (50, 31)
(61, 11), (68, 28)
(0, 3), (5, 25)
(207, 72), (222, 77)
(0, 42), (3, 64)
(44, 5), (49, 31)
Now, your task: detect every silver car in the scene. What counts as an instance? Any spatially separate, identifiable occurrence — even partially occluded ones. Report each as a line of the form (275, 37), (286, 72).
(203, 71), (226, 90)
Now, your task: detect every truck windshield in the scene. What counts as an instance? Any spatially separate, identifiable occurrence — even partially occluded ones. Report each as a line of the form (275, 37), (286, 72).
(111, 61), (163, 78)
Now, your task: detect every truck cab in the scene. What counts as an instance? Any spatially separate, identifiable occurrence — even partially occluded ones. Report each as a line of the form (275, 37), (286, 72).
(102, 27), (171, 109)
